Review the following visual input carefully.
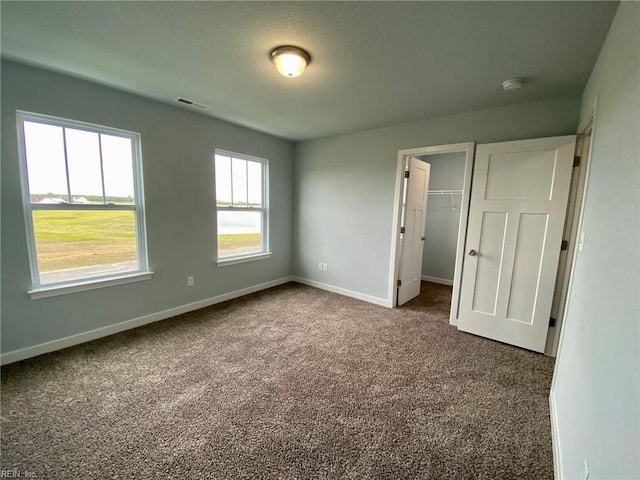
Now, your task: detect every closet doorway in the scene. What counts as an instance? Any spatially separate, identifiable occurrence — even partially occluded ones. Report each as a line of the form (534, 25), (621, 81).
(391, 135), (585, 356)
(389, 142), (474, 323)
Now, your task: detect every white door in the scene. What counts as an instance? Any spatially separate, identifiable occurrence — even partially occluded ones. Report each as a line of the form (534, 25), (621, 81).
(397, 157), (431, 305)
(457, 136), (575, 352)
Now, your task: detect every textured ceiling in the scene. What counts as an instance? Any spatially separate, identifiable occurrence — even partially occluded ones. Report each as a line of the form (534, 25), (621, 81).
(0, 1), (618, 141)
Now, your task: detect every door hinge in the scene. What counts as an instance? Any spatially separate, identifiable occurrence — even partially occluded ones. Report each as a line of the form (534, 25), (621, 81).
(549, 317), (556, 327)
(561, 240), (568, 251)
(573, 156), (581, 167)
(404, 170), (410, 178)
(397, 279), (402, 287)
(400, 226), (405, 234)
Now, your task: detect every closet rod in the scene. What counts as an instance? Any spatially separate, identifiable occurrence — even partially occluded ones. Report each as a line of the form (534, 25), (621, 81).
(427, 189), (463, 195)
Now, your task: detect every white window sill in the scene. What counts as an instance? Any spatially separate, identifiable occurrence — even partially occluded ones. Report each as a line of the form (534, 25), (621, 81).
(28, 271), (153, 299)
(216, 252), (272, 267)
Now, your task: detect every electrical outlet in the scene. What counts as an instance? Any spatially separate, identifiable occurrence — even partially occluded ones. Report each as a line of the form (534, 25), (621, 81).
(318, 262), (323, 271)
(322, 263), (328, 271)
(187, 276), (195, 287)
(581, 459), (589, 480)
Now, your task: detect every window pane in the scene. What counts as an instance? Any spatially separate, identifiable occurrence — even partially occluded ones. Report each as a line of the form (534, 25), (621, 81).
(217, 211), (262, 257)
(32, 209), (138, 284)
(23, 122), (68, 203)
(65, 128), (103, 202)
(232, 158), (247, 206)
(247, 160), (263, 207)
(215, 155), (232, 206)
(102, 134), (135, 203)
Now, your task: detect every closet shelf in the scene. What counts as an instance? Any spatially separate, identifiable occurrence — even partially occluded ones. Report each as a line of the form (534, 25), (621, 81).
(428, 189), (463, 195)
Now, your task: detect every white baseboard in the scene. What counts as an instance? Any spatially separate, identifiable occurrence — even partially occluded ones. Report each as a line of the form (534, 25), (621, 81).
(549, 391), (563, 479)
(1, 276), (294, 366)
(421, 275), (453, 286)
(291, 276), (391, 308)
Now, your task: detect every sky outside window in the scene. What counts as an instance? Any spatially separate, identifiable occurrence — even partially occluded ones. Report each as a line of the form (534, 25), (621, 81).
(24, 122), (67, 199)
(23, 121), (135, 202)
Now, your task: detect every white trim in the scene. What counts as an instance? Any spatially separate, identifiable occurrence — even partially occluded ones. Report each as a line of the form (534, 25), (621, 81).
(214, 150), (269, 260)
(550, 101), (598, 393)
(2, 276), (293, 365)
(421, 275), (453, 286)
(216, 252), (272, 266)
(388, 141), (475, 321)
(388, 151), (407, 306)
(291, 276), (390, 308)
(29, 271), (153, 299)
(545, 120), (594, 357)
(16, 112), (40, 285)
(449, 144), (475, 326)
(214, 149), (268, 165)
(548, 104), (597, 479)
(31, 203), (136, 211)
(16, 110), (149, 290)
(16, 110), (139, 137)
(577, 106), (595, 137)
(549, 391), (563, 480)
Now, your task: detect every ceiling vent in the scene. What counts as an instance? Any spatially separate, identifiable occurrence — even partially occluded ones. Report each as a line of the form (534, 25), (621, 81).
(174, 97), (209, 110)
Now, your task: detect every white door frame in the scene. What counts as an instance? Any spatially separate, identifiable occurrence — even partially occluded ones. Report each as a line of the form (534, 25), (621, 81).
(546, 109), (596, 360)
(388, 141), (475, 321)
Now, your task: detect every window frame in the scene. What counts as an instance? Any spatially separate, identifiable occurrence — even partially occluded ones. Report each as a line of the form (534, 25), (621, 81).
(214, 149), (270, 265)
(16, 111), (151, 298)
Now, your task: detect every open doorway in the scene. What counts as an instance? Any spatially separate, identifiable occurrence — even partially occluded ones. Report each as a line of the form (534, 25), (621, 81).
(417, 152), (467, 287)
(388, 142), (475, 323)
(389, 133), (591, 357)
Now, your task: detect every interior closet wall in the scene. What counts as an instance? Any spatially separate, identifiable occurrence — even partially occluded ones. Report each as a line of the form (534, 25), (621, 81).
(418, 152), (466, 284)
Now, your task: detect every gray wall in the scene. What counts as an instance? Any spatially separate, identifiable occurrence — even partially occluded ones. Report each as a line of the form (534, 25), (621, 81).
(417, 152), (466, 282)
(293, 97), (581, 301)
(1, 61), (294, 354)
(551, 2), (639, 478)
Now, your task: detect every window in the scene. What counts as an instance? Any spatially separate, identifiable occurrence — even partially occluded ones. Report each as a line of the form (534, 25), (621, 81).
(214, 150), (269, 262)
(17, 112), (149, 295)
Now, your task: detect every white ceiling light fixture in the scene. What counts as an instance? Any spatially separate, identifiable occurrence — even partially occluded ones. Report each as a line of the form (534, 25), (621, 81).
(270, 46), (311, 78)
(502, 78), (524, 91)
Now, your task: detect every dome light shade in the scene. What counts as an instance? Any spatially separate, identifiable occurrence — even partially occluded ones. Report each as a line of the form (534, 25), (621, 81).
(270, 46), (310, 78)
(502, 78), (523, 91)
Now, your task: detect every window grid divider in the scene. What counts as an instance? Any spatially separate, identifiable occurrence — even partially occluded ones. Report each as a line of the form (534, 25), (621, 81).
(30, 203), (137, 211)
(62, 127), (72, 203)
(230, 156), (235, 207)
(97, 133), (107, 204)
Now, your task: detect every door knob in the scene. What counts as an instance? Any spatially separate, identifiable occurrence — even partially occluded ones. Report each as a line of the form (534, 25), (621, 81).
(468, 249), (478, 256)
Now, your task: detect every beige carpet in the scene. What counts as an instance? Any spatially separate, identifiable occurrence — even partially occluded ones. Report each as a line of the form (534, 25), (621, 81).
(1, 282), (555, 479)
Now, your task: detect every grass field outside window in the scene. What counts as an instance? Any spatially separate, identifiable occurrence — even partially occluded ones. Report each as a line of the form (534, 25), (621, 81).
(34, 210), (261, 275)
